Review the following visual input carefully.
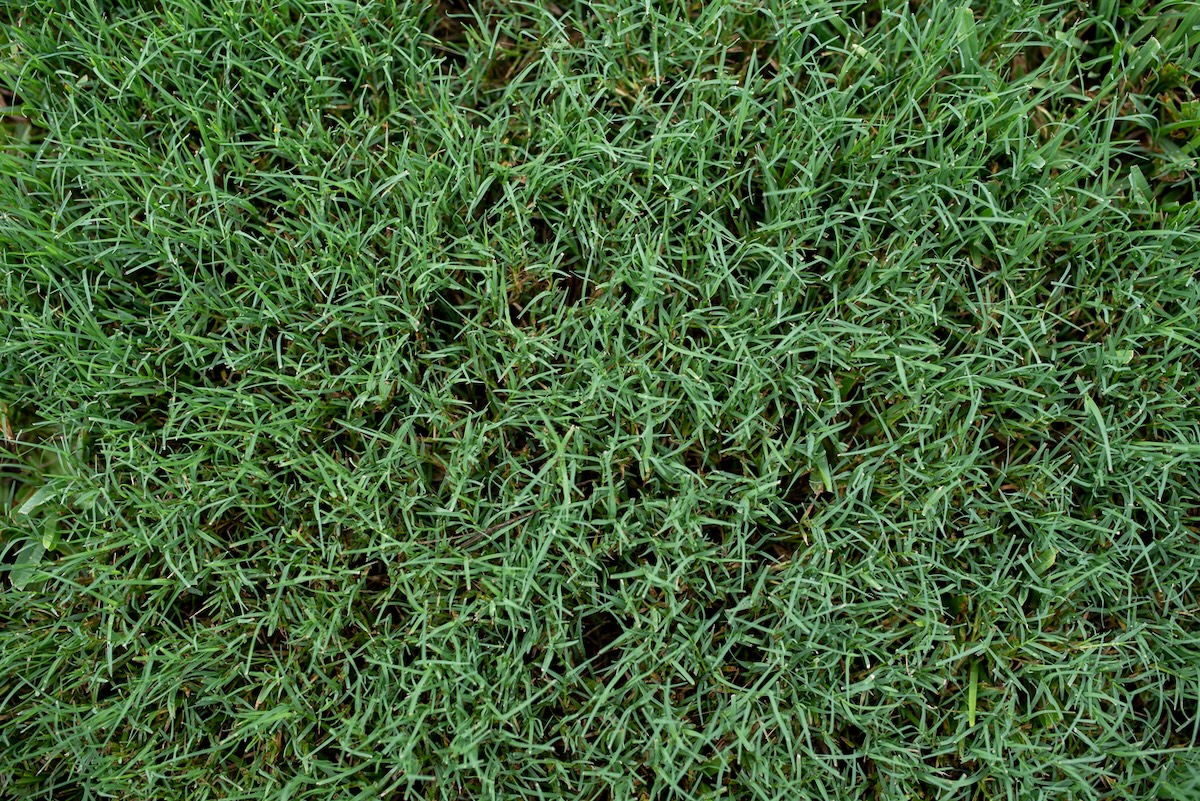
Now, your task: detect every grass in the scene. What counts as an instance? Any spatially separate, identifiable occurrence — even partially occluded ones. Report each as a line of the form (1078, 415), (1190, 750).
(2, 0), (1200, 798)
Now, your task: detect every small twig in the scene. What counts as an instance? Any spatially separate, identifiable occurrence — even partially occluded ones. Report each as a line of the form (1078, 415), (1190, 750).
(454, 508), (543, 548)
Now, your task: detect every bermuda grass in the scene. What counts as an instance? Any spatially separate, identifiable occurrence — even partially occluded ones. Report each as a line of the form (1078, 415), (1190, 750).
(2, 0), (1200, 798)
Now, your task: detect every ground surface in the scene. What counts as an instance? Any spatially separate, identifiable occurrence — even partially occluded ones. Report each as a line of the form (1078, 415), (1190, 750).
(2, 1), (1200, 799)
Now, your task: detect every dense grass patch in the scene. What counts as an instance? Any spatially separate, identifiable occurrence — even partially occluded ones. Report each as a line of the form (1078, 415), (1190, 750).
(3, 1), (1200, 798)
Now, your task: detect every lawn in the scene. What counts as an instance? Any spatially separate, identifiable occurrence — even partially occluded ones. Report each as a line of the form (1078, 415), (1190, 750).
(2, 1), (1200, 799)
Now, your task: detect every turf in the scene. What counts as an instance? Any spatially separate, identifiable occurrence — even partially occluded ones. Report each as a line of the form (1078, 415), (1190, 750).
(2, 0), (1200, 798)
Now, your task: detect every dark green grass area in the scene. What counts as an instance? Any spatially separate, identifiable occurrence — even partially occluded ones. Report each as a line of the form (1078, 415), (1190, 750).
(3, 0), (1200, 798)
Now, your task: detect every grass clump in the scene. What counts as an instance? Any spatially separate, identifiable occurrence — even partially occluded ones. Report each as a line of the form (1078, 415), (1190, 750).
(3, 1), (1200, 798)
